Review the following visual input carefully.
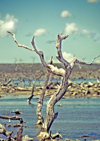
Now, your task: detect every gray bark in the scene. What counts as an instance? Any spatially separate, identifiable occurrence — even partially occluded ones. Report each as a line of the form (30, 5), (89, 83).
(36, 71), (50, 124)
(0, 115), (24, 123)
(42, 73), (69, 132)
(27, 81), (35, 104)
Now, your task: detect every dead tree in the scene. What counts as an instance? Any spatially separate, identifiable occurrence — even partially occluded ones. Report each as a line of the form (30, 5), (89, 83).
(8, 31), (100, 139)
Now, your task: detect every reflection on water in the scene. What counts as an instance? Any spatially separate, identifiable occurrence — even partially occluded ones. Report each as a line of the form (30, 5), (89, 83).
(0, 95), (100, 140)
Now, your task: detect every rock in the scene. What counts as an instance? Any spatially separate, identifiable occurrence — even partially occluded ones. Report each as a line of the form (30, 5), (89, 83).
(80, 135), (91, 137)
(57, 104), (62, 107)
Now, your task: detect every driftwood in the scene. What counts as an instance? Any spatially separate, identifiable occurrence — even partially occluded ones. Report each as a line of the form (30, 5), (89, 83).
(0, 115), (24, 123)
(22, 135), (33, 141)
(11, 109), (23, 115)
(27, 71), (44, 104)
(8, 124), (26, 128)
(15, 126), (23, 141)
(0, 124), (13, 138)
(0, 79), (12, 87)
(0, 124), (32, 141)
(8, 31), (100, 140)
(47, 81), (60, 89)
(37, 131), (62, 140)
(27, 81), (35, 104)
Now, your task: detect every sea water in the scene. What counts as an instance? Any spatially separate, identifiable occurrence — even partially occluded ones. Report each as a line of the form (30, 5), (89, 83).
(0, 94), (100, 141)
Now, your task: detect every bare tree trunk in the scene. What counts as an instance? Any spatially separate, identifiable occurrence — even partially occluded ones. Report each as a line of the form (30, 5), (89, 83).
(42, 74), (68, 132)
(36, 57), (53, 125)
(36, 71), (50, 125)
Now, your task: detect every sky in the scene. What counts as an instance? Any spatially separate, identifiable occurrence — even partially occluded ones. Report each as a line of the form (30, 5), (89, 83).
(0, 0), (100, 64)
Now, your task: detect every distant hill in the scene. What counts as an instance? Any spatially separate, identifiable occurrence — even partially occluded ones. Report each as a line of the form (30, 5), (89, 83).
(0, 63), (100, 73)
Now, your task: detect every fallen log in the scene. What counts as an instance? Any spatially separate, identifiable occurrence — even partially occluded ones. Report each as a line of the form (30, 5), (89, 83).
(15, 86), (31, 91)
(22, 135), (33, 141)
(8, 124), (26, 128)
(2, 79), (12, 86)
(0, 115), (24, 123)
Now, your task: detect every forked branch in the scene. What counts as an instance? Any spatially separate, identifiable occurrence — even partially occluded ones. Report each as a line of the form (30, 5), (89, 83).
(8, 31), (65, 76)
(76, 55), (100, 65)
(56, 34), (69, 68)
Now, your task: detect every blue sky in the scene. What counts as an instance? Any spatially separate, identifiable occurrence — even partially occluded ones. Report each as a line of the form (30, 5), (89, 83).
(0, 0), (100, 64)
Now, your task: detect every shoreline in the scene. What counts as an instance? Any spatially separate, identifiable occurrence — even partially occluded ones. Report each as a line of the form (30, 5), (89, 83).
(0, 82), (100, 98)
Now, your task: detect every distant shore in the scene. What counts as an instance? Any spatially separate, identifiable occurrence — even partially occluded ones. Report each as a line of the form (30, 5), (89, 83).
(0, 63), (100, 97)
(0, 63), (100, 79)
(0, 81), (100, 98)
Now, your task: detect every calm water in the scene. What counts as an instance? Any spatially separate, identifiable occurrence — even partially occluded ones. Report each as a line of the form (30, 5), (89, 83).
(0, 94), (100, 141)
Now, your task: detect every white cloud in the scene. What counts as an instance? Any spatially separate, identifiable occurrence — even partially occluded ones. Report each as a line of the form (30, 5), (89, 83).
(81, 29), (91, 35)
(81, 29), (100, 41)
(62, 52), (74, 62)
(0, 14), (18, 38)
(64, 23), (100, 41)
(87, 0), (100, 3)
(34, 28), (47, 36)
(60, 10), (73, 18)
(64, 23), (79, 35)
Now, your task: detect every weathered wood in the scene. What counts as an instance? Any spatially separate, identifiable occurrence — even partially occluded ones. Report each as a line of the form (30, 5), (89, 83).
(22, 135), (33, 141)
(47, 81), (60, 89)
(11, 109), (23, 115)
(16, 126), (23, 141)
(36, 71), (50, 125)
(0, 124), (13, 139)
(8, 124), (26, 128)
(2, 79), (12, 86)
(36, 57), (54, 125)
(7, 31), (35, 52)
(0, 115), (24, 123)
(27, 81), (35, 104)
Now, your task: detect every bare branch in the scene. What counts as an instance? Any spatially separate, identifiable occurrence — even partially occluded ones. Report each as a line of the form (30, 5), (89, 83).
(31, 36), (47, 67)
(56, 33), (69, 67)
(76, 55), (100, 65)
(8, 31), (65, 76)
(7, 31), (35, 52)
(31, 37), (65, 77)
(89, 55), (100, 64)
